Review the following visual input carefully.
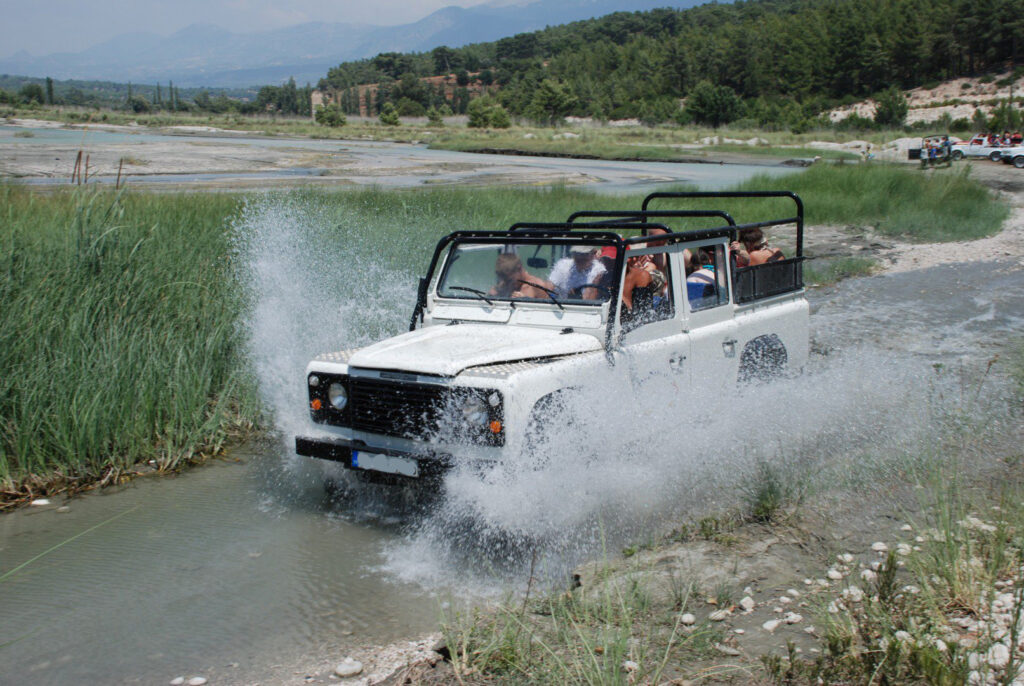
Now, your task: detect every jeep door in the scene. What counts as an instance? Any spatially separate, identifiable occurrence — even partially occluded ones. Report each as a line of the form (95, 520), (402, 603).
(617, 243), (691, 400)
(683, 241), (740, 392)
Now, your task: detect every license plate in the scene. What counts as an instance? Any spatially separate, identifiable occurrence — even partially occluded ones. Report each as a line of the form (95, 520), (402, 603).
(351, 450), (419, 478)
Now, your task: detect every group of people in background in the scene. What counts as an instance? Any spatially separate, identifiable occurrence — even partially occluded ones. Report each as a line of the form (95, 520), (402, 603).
(921, 135), (953, 168)
(986, 131), (1023, 146)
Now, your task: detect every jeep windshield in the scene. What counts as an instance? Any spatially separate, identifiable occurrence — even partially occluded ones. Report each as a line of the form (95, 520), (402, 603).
(437, 240), (617, 306)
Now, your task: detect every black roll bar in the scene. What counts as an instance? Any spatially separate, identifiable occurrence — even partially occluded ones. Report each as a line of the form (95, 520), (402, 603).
(566, 209), (737, 229)
(641, 191), (804, 257)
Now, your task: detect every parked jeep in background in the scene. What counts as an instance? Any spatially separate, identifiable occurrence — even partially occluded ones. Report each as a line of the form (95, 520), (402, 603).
(296, 192), (810, 483)
(999, 146), (1024, 169)
(950, 134), (1009, 161)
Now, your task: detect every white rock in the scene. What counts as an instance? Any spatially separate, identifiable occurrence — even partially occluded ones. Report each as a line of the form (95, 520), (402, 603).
(762, 619), (781, 632)
(988, 643), (1011, 669)
(860, 569), (877, 582)
(816, 578), (830, 587)
(785, 612), (803, 624)
(803, 578), (813, 585)
(871, 542), (889, 552)
(622, 660), (639, 672)
(934, 639), (948, 652)
(743, 586), (754, 595)
(773, 606), (784, 614)
(901, 524), (913, 531)
(838, 553), (854, 564)
(786, 589), (801, 598)
(827, 601), (841, 614)
(680, 613), (696, 625)
(896, 543), (912, 556)
(894, 630), (912, 643)
(827, 569), (843, 580)
(842, 586), (865, 603)
(968, 652), (983, 670)
(30, 498), (50, 506)
(335, 658), (363, 678)
(915, 536), (926, 543)
(187, 679), (207, 686)
(714, 643), (741, 656)
(779, 596), (792, 605)
(739, 596), (756, 612)
(56, 505), (70, 513)
(170, 679), (185, 686)
(709, 609), (730, 621)
(967, 670), (984, 686)
(902, 585), (920, 595)
(804, 625), (817, 634)
(734, 629), (745, 634)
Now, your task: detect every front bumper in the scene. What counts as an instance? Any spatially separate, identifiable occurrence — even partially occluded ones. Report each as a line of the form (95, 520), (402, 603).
(295, 436), (451, 479)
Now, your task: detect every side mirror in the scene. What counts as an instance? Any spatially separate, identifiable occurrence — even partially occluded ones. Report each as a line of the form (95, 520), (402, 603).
(527, 257), (548, 269)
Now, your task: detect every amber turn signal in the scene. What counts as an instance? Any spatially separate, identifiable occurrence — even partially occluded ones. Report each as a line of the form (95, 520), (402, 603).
(489, 420), (502, 434)
(310, 398), (322, 411)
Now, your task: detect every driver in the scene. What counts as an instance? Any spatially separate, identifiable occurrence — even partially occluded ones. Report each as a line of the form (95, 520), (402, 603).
(549, 245), (606, 299)
(490, 253), (555, 299)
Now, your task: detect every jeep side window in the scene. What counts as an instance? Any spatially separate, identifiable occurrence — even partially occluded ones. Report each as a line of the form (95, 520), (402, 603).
(686, 244), (730, 312)
(620, 246), (674, 332)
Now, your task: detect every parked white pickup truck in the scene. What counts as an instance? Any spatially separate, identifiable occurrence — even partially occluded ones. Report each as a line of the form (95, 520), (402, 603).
(296, 191), (809, 482)
(999, 146), (1024, 169)
(951, 134), (1009, 161)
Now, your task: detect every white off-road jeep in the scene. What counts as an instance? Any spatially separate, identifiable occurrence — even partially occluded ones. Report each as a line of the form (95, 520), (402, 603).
(296, 191), (809, 481)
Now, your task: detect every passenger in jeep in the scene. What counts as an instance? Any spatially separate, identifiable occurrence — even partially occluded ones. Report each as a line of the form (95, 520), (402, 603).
(731, 227), (784, 267)
(490, 253), (555, 299)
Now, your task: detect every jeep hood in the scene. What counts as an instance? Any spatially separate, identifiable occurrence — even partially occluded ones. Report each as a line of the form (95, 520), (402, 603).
(347, 324), (601, 377)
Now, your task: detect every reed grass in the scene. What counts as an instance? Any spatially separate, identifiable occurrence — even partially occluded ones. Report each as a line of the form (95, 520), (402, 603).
(0, 186), (259, 490)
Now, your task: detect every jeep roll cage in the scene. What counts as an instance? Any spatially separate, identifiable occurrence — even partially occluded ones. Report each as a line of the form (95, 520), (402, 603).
(410, 190), (805, 335)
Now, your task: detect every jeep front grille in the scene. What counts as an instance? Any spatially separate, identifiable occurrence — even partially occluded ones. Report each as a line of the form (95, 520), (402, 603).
(347, 376), (447, 439)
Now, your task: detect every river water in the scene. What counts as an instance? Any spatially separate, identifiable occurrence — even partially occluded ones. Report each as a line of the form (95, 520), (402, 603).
(1, 161), (1022, 684)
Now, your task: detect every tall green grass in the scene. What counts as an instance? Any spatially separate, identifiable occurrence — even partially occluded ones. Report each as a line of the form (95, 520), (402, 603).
(0, 186), (259, 487)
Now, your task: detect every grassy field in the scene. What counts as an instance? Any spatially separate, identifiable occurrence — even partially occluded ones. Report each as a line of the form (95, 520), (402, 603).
(0, 162), (1009, 503)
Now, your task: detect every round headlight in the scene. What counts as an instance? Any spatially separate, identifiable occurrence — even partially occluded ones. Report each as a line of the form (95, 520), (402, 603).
(461, 397), (489, 426)
(308, 375), (320, 388)
(328, 382), (348, 410)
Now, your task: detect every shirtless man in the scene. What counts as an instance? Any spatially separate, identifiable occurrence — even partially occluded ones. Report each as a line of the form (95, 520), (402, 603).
(490, 253), (555, 299)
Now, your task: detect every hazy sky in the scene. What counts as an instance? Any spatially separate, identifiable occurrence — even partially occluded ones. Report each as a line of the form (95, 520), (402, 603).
(0, 0), (494, 57)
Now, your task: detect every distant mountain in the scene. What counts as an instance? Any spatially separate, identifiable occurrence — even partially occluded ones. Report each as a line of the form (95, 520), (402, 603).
(0, 0), (705, 87)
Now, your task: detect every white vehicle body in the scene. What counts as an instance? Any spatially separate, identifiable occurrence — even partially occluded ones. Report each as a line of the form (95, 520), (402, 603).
(951, 135), (1010, 161)
(999, 146), (1024, 168)
(296, 192), (810, 481)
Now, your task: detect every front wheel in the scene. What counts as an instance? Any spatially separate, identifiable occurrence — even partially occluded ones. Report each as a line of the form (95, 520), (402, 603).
(951, 150), (964, 161)
(1014, 156), (1024, 169)
(990, 151), (1003, 162)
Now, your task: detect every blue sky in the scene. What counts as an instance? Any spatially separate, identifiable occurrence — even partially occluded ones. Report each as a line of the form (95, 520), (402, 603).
(0, 0), (495, 57)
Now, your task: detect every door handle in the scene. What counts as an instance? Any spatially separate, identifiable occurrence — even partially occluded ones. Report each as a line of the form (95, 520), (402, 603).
(722, 339), (737, 358)
(669, 353), (686, 373)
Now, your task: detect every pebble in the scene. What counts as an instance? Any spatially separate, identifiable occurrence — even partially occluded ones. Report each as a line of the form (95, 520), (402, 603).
(988, 643), (1011, 669)
(762, 619), (781, 632)
(779, 596), (792, 605)
(709, 609), (730, 621)
(842, 586), (865, 603)
(803, 578), (813, 585)
(187, 679), (207, 686)
(170, 679), (185, 686)
(714, 643), (741, 656)
(680, 613), (696, 625)
(934, 639), (948, 652)
(838, 553), (854, 564)
(804, 626), (816, 634)
(334, 658), (363, 678)
(739, 596), (756, 612)
(871, 542), (889, 552)
(827, 569), (843, 580)
(30, 498), (50, 506)
(734, 629), (745, 634)
(860, 569), (877, 582)
(784, 612), (803, 624)
(622, 660), (639, 672)
(56, 506), (70, 513)
(901, 524), (913, 531)
(786, 589), (801, 598)
(896, 543), (912, 556)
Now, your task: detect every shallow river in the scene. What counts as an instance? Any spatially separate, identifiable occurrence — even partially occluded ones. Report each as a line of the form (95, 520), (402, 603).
(1, 157), (1022, 683)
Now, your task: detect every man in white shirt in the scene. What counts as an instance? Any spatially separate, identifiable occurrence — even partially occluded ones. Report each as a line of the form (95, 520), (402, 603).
(549, 245), (606, 299)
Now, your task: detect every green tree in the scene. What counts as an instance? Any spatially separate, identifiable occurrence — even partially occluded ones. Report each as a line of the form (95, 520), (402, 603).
(45, 77), (54, 105)
(874, 87), (908, 127)
(455, 70), (470, 87)
(314, 103), (347, 127)
(467, 96), (511, 128)
(526, 78), (578, 126)
(379, 101), (400, 125)
(426, 106), (445, 126)
(127, 95), (152, 113)
(19, 83), (45, 104)
(684, 81), (743, 127)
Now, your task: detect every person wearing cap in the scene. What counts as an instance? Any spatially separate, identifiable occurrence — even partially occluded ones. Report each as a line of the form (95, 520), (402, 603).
(549, 244), (606, 299)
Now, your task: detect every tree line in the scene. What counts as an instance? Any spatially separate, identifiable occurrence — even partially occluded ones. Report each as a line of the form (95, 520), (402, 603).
(318, 0), (1023, 128)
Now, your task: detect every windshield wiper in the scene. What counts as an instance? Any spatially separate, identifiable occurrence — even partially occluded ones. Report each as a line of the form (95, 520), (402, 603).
(519, 280), (565, 311)
(448, 286), (494, 306)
